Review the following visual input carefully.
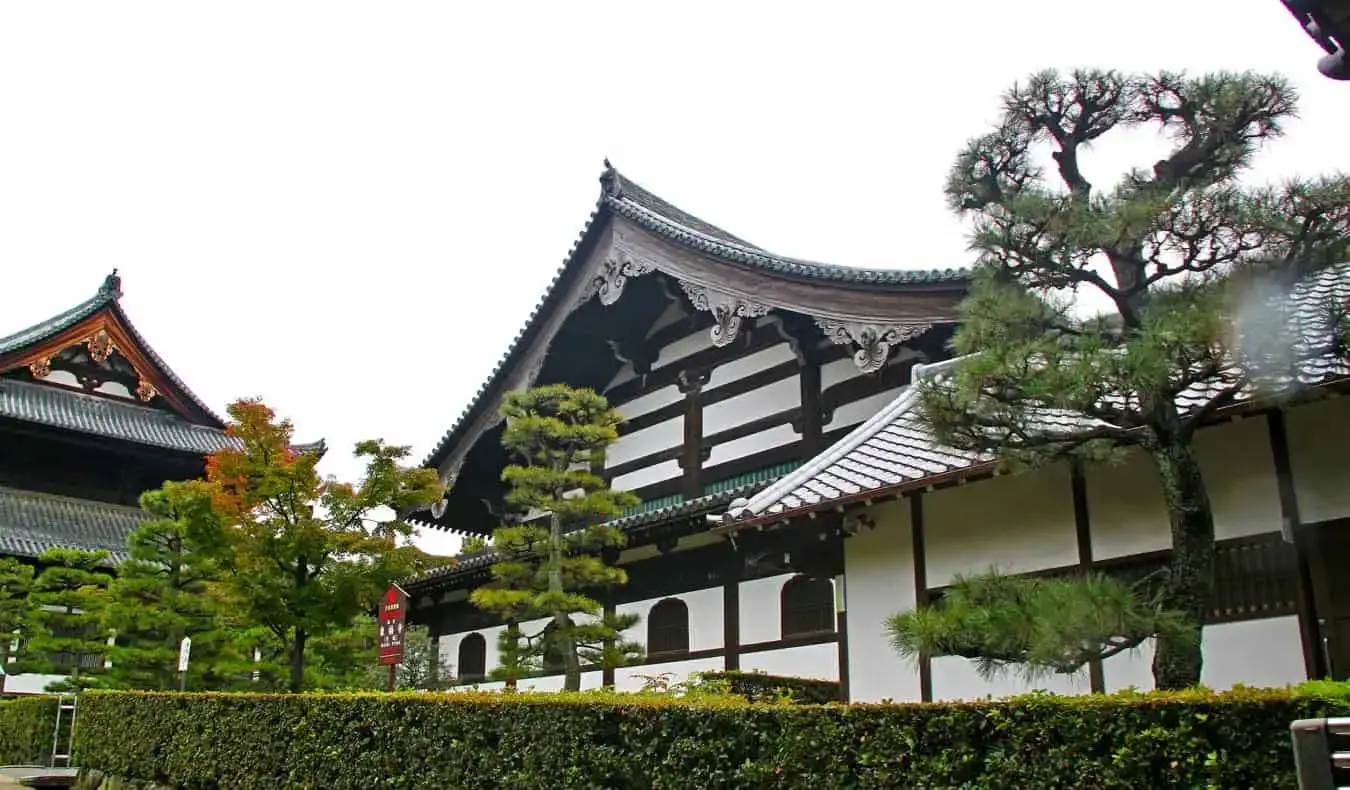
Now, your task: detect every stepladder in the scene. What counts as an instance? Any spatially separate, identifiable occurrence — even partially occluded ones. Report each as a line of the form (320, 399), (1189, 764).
(49, 694), (77, 768)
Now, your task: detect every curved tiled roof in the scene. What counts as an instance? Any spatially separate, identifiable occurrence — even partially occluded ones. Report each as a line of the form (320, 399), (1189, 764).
(419, 164), (968, 472)
(0, 271), (227, 429)
(0, 485), (144, 565)
(0, 378), (238, 455)
(725, 261), (1350, 525)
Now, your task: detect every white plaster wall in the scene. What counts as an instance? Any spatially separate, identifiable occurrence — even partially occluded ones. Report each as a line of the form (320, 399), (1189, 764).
(611, 459), (681, 492)
(1287, 396), (1350, 524)
(930, 656), (1089, 701)
(706, 423), (799, 468)
(613, 656), (724, 692)
(1, 672), (65, 694)
(615, 587), (723, 653)
(821, 357), (864, 391)
(739, 643), (837, 681)
(606, 415), (683, 468)
(654, 331), (714, 370)
(461, 671), (605, 693)
(1086, 448), (1172, 561)
(707, 342), (796, 389)
(703, 376), (800, 436)
(739, 573), (805, 645)
(1195, 418), (1282, 541)
(614, 384), (682, 421)
(924, 465), (1078, 587)
(1102, 617), (1307, 692)
(842, 500), (924, 702)
(825, 388), (905, 432)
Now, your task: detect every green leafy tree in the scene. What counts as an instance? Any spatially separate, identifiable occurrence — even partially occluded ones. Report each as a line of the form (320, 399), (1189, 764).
(360, 623), (448, 690)
(470, 384), (643, 692)
(203, 399), (443, 692)
(17, 548), (113, 690)
(0, 558), (34, 669)
(917, 68), (1350, 688)
(887, 569), (1194, 681)
(105, 481), (237, 690)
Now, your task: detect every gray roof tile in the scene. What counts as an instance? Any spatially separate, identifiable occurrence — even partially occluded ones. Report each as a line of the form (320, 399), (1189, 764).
(730, 261), (1350, 523)
(0, 486), (142, 564)
(0, 378), (238, 456)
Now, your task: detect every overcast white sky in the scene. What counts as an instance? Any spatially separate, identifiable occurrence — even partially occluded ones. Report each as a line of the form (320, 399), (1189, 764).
(1, 2), (1345, 556)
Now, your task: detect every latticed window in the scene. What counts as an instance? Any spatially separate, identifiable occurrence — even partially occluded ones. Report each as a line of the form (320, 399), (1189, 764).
(781, 575), (835, 638)
(457, 633), (486, 683)
(646, 598), (690, 656)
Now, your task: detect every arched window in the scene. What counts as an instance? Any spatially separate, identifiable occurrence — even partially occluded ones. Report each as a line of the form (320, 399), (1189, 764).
(457, 633), (486, 683)
(780, 575), (835, 638)
(646, 598), (690, 656)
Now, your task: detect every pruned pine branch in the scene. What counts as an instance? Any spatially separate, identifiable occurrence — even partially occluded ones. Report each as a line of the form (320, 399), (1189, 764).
(886, 570), (1194, 682)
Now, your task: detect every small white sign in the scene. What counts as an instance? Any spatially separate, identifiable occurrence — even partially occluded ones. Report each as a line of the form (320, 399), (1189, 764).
(178, 636), (192, 672)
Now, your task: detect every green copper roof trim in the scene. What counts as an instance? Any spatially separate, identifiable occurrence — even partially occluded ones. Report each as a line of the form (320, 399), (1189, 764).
(702, 460), (805, 496)
(0, 273), (122, 357)
(620, 492), (685, 518)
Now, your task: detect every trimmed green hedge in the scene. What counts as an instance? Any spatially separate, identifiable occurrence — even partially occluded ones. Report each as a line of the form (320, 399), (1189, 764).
(697, 670), (842, 704)
(0, 695), (58, 766)
(73, 685), (1350, 789)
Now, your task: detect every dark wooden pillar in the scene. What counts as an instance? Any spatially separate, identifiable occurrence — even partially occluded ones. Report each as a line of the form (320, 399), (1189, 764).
(1268, 409), (1327, 679)
(799, 355), (824, 455)
(677, 370), (710, 499)
(1070, 461), (1106, 693)
(602, 597), (618, 687)
(911, 493), (932, 702)
(835, 572), (849, 701)
(723, 557), (741, 670)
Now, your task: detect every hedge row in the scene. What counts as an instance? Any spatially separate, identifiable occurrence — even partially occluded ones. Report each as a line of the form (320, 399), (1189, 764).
(697, 670), (842, 704)
(0, 695), (58, 767)
(71, 683), (1350, 789)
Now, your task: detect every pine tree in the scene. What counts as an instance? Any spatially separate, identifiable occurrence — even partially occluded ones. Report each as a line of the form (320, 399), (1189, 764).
(201, 399), (443, 692)
(18, 548), (114, 690)
(470, 384), (643, 692)
(0, 558), (35, 669)
(914, 69), (1350, 689)
(105, 480), (236, 690)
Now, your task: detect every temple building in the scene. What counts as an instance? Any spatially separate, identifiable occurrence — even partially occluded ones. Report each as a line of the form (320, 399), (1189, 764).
(0, 272), (320, 693)
(407, 166), (1350, 702)
(404, 164), (969, 689)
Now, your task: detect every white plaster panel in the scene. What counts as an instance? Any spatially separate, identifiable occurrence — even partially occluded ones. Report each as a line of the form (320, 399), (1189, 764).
(739, 643), (838, 681)
(614, 384), (683, 421)
(611, 459), (681, 492)
(1102, 617), (1307, 692)
(825, 388), (905, 432)
(613, 656), (724, 692)
(702, 376), (800, 436)
(607, 415), (683, 468)
(1195, 417), (1282, 540)
(615, 587), (723, 652)
(738, 574), (793, 645)
(706, 343), (797, 390)
(930, 656), (1088, 701)
(706, 423), (799, 468)
(821, 357), (864, 391)
(924, 465), (1078, 588)
(654, 331), (714, 370)
(1, 673), (66, 694)
(843, 500), (924, 702)
(1287, 396), (1350, 524)
(1086, 448), (1171, 561)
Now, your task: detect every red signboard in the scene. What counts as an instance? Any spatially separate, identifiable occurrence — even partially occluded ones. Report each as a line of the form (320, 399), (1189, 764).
(378, 585), (408, 666)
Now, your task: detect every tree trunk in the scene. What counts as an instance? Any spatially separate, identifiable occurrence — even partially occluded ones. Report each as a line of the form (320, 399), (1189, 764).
(289, 628), (307, 693)
(1150, 439), (1216, 690)
(548, 512), (582, 692)
(504, 621), (519, 690)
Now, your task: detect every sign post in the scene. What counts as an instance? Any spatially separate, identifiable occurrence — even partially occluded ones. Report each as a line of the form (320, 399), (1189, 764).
(378, 585), (408, 692)
(177, 636), (192, 692)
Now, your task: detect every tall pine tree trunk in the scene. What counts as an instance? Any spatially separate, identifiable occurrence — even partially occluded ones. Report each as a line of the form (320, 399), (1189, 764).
(549, 512), (582, 692)
(504, 621), (519, 690)
(289, 628), (307, 693)
(1150, 439), (1215, 690)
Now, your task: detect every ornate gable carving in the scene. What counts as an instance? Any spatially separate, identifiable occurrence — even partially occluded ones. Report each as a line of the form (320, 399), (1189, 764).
(677, 281), (771, 348)
(814, 319), (934, 375)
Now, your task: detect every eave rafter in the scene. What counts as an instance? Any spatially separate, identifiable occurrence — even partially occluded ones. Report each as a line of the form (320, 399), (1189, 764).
(0, 310), (191, 420)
